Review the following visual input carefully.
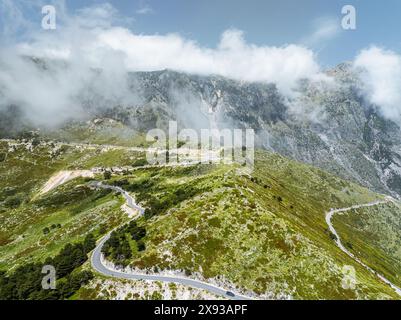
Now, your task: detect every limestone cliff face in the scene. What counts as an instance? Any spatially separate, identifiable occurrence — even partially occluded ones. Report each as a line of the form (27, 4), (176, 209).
(2, 61), (401, 198)
(119, 67), (401, 198)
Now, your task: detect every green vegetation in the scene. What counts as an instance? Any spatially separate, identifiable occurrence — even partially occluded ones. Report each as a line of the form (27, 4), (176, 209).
(0, 140), (139, 269)
(102, 221), (147, 266)
(110, 151), (398, 299)
(132, 158), (148, 167)
(41, 120), (150, 148)
(332, 202), (401, 288)
(1, 138), (400, 300)
(123, 165), (217, 219)
(0, 234), (96, 300)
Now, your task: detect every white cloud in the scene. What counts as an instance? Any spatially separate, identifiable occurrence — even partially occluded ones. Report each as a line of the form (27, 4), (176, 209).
(30, 25), (322, 95)
(4, 1), (323, 95)
(136, 5), (154, 15)
(0, 2), (328, 126)
(75, 3), (121, 28)
(302, 17), (341, 47)
(354, 46), (401, 121)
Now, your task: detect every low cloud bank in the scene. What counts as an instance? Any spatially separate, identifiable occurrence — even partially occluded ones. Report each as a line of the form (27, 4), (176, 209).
(354, 46), (401, 122)
(97, 28), (322, 95)
(0, 1), (325, 126)
(1, 1), (401, 127)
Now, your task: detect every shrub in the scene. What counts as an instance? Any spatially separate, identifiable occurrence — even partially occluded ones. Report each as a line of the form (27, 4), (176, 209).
(329, 232), (338, 241)
(0, 234), (96, 300)
(83, 234), (96, 254)
(132, 158), (148, 167)
(137, 240), (146, 252)
(103, 171), (111, 180)
(113, 179), (129, 187)
(31, 138), (41, 147)
(4, 196), (22, 208)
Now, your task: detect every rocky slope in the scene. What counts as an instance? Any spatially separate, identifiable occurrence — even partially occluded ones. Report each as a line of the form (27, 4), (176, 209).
(2, 59), (401, 199)
(119, 66), (401, 199)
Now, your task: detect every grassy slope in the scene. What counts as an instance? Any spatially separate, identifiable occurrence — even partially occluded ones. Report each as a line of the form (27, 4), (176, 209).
(42, 120), (150, 147)
(116, 150), (399, 299)
(332, 202), (401, 288)
(1, 139), (400, 299)
(0, 140), (144, 269)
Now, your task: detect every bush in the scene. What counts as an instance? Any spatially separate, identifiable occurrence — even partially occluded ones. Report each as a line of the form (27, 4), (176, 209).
(102, 223), (147, 264)
(83, 234), (96, 254)
(127, 221), (146, 241)
(137, 240), (146, 252)
(113, 179), (129, 187)
(4, 196), (22, 208)
(31, 138), (41, 147)
(0, 234), (96, 300)
(3, 187), (16, 197)
(132, 158), (148, 167)
(329, 232), (338, 241)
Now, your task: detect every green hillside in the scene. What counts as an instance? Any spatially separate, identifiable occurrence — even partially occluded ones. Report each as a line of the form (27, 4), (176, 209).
(332, 202), (401, 288)
(1, 139), (400, 299)
(0, 139), (144, 269)
(101, 151), (400, 299)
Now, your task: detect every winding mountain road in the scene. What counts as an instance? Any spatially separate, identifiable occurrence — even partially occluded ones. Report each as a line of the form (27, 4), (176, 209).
(325, 197), (401, 297)
(41, 170), (401, 299)
(90, 181), (253, 300)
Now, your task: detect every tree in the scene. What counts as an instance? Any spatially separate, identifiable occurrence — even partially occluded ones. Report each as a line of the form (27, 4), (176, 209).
(120, 240), (132, 260)
(132, 158), (148, 167)
(137, 240), (146, 252)
(329, 232), (338, 241)
(131, 226), (146, 241)
(71, 246), (87, 267)
(101, 242), (111, 257)
(5, 196), (22, 208)
(144, 208), (153, 220)
(113, 179), (129, 187)
(0, 234), (96, 300)
(103, 171), (112, 180)
(108, 231), (120, 248)
(31, 137), (41, 147)
(83, 234), (96, 254)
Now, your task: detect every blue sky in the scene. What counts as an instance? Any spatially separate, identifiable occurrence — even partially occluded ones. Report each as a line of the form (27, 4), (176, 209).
(49, 0), (401, 67)
(1, 0), (401, 66)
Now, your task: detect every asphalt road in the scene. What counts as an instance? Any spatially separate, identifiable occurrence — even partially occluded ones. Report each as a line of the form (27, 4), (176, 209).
(325, 197), (401, 297)
(90, 181), (253, 300)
